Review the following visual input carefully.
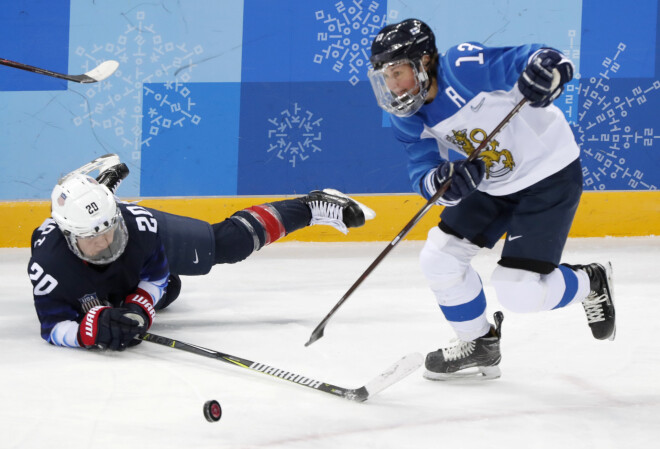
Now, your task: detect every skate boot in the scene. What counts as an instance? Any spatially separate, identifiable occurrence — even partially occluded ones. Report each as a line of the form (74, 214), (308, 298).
(96, 162), (129, 193)
(563, 262), (615, 341)
(62, 153), (129, 193)
(424, 311), (504, 381)
(303, 189), (375, 234)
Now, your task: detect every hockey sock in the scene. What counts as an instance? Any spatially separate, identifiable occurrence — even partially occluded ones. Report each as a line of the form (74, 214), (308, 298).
(213, 199), (311, 264)
(233, 199), (311, 246)
(264, 198), (312, 234)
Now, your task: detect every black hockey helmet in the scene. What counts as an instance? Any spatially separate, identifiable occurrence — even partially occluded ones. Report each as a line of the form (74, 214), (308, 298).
(368, 19), (438, 117)
(370, 19), (437, 70)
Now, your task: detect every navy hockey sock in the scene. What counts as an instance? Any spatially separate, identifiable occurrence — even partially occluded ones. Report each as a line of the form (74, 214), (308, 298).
(212, 199), (310, 264)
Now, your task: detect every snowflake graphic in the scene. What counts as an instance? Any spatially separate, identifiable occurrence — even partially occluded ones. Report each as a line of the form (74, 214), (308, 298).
(313, 1), (397, 85)
(143, 81), (201, 147)
(266, 102), (323, 168)
(571, 42), (659, 190)
(72, 11), (204, 160)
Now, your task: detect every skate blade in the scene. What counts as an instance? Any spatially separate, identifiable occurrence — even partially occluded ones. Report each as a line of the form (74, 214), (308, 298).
(606, 261), (616, 342)
(423, 365), (501, 381)
(323, 188), (376, 221)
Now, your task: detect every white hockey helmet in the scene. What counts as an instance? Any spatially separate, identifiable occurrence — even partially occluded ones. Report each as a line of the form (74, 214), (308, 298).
(51, 173), (128, 264)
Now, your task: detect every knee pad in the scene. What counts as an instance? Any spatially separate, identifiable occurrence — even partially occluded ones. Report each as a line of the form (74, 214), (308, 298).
(491, 265), (566, 313)
(155, 274), (181, 311)
(419, 227), (481, 306)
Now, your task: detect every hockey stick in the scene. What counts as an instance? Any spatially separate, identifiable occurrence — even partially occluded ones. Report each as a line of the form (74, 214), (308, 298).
(141, 332), (422, 402)
(0, 58), (119, 83)
(305, 97), (529, 347)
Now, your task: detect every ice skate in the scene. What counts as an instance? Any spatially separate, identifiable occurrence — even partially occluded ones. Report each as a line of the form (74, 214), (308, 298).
(63, 153), (129, 194)
(424, 311), (503, 381)
(96, 161), (129, 193)
(564, 262), (616, 341)
(303, 189), (376, 234)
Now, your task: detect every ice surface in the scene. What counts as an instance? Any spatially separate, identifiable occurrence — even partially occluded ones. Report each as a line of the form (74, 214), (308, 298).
(2, 237), (659, 448)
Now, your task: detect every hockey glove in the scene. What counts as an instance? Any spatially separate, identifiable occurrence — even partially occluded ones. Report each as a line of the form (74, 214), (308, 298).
(517, 48), (573, 107)
(429, 158), (485, 205)
(77, 305), (149, 351)
(120, 289), (156, 348)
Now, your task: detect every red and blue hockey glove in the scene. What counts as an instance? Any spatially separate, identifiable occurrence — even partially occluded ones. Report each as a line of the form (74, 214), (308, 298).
(123, 289), (156, 329)
(77, 290), (155, 351)
(78, 306), (146, 351)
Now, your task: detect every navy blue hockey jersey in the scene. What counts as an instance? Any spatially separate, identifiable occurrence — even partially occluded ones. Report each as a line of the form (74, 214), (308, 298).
(28, 202), (169, 347)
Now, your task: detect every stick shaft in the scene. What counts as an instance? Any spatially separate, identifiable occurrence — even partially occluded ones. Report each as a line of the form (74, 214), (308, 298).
(0, 58), (117, 83)
(141, 332), (367, 400)
(0, 58), (73, 81)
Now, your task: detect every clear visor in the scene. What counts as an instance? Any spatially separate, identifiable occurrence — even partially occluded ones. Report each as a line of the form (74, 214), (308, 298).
(66, 214), (129, 265)
(367, 59), (429, 117)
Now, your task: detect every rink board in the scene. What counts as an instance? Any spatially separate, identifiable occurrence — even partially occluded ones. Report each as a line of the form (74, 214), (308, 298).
(1, 191), (658, 248)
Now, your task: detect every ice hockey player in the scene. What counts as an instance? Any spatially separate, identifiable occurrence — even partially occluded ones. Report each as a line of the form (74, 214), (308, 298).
(28, 155), (375, 351)
(367, 18), (615, 380)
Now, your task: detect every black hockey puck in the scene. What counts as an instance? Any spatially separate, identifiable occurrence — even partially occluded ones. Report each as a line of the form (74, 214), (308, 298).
(203, 399), (222, 422)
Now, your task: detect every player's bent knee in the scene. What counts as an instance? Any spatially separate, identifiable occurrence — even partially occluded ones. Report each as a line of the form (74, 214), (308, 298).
(420, 226), (480, 291)
(420, 229), (461, 286)
(491, 265), (546, 313)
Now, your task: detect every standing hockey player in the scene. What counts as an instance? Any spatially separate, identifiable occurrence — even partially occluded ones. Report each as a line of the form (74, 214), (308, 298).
(367, 19), (615, 380)
(28, 156), (375, 351)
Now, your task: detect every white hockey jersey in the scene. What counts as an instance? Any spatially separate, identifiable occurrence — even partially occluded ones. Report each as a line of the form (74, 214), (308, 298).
(390, 42), (579, 198)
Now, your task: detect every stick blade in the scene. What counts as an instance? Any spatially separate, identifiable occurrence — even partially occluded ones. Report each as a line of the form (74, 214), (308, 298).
(357, 352), (423, 402)
(304, 325), (325, 347)
(81, 60), (119, 82)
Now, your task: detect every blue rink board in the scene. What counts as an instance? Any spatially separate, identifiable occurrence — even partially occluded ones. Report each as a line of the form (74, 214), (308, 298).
(140, 83), (241, 197)
(241, 0), (388, 83)
(0, 0), (658, 200)
(236, 81), (411, 195)
(0, 1), (70, 91)
(580, 0), (658, 78)
(574, 78), (660, 190)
